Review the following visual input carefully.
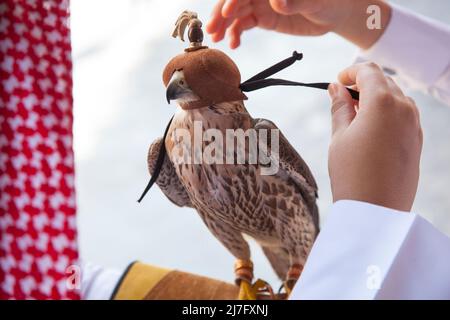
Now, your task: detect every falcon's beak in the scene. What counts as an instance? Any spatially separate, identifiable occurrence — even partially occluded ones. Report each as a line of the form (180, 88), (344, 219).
(166, 80), (183, 104)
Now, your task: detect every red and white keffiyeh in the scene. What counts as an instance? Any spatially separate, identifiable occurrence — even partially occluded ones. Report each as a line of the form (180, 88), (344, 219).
(0, 0), (79, 299)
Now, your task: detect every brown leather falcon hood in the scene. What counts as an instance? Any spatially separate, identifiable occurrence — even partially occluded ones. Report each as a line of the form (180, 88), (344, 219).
(162, 11), (247, 110)
(163, 47), (247, 110)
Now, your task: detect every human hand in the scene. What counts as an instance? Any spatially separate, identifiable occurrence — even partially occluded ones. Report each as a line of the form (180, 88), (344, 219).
(207, 0), (391, 49)
(328, 63), (422, 212)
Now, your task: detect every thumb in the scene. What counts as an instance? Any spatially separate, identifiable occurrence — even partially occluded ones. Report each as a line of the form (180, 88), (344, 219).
(269, 0), (317, 15)
(329, 83), (356, 137)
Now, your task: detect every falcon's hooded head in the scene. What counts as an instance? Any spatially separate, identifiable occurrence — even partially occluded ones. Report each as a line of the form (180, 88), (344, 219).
(163, 48), (247, 110)
(163, 11), (247, 110)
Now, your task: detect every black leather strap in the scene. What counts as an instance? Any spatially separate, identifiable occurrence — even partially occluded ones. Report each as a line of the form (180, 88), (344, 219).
(240, 51), (359, 101)
(241, 78), (359, 100)
(242, 51), (303, 84)
(137, 116), (174, 203)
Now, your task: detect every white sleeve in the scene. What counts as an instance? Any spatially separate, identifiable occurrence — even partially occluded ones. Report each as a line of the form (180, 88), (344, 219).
(290, 200), (450, 300)
(357, 4), (450, 106)
(81, 262), (123, 300)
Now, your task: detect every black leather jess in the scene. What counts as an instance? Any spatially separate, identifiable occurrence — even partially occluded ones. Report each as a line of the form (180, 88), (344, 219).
(240, 51), (359, 100)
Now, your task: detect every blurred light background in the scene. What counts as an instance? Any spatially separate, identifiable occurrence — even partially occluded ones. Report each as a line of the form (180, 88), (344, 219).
(71, 0), (450, 286)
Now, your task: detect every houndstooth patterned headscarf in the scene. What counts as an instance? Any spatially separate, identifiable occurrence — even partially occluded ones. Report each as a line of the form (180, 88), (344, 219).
(0, 0), (79, 299)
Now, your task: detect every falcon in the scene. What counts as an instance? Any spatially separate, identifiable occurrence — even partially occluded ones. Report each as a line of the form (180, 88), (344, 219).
(146, 11), (319, 299)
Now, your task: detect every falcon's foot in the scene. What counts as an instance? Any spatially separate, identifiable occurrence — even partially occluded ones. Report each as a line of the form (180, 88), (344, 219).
(234, 259), (257, 300)
(234, 259), (283, 300)
(283, 264), (303, 297)
(238, 280), (258, 300)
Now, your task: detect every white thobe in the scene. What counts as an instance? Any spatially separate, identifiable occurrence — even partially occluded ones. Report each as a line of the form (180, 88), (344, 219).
(291, 4), (450, 299)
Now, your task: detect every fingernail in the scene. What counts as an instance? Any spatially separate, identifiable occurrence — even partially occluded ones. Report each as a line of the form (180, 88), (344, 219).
(328, 83), (337, 99)
(222, 0), (235, 17)
(278, 0), (288, 9)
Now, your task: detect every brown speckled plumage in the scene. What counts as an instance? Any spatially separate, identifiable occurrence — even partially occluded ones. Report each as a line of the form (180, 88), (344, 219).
(148, 101), (319, 280)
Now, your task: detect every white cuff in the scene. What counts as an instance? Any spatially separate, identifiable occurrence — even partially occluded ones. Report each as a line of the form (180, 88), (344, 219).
(360, 4), (450, 88)
(81, 262), (123, 300)
(290, 200), (450, 300)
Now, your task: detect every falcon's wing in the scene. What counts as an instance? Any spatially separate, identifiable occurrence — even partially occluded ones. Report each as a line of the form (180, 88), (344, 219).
(253, 118), (319, 230)
(148, 137), (193, 208)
